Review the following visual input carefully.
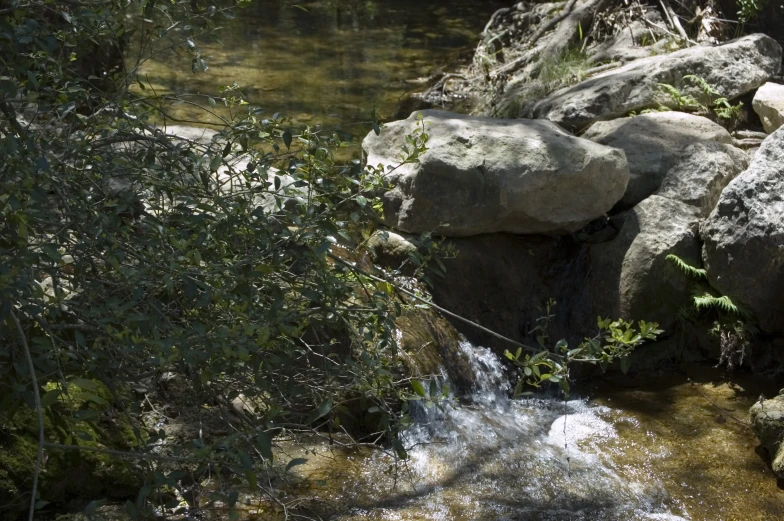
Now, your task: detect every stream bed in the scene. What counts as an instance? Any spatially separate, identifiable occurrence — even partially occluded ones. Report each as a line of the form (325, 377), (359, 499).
(274, 344), (784, 521)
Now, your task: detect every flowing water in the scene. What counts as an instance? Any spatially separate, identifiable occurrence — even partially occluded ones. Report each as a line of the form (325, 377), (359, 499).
(271, 341), (784, 521)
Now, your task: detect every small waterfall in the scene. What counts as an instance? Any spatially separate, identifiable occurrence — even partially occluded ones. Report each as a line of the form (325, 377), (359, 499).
(360, 338), (690, 521)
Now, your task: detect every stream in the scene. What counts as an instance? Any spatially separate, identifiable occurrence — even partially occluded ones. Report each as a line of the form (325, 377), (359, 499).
(277, 340), (783, 521)
(138, 2), (784, 519)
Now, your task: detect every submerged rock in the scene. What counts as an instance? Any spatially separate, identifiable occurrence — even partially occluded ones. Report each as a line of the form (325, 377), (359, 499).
(750, 395), (784, 479)
(396, 307), (477, 395)
(363, 110), (629, 237)
(701, 125), (784, 334)
(656, 141), (749, 217)
(753, 82), (784, 133)
(582, 112), (733, 210)
(529, 34), (782, 131)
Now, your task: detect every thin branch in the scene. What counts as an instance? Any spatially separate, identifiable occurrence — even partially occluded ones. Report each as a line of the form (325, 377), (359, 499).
(327, 253), (552, 358)
(10, 309), (44, 521)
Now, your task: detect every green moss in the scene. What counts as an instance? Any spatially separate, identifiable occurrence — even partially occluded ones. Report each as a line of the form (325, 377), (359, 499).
(0, 381), (142, 520)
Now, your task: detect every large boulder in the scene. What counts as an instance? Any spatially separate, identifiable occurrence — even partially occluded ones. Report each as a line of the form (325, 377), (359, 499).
(582, 112), (732, 210)
(583, 195), (701, 335)
(752, 82), (784, 134)
(363, 110), (629, 237)
(529, 34), (782, 131)
(750, 395), (784, 479)
(655, 142), (749, 217)
(701, 126), (784, 334)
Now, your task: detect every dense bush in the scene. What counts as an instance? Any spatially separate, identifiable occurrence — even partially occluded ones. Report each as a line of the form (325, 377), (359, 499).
(0, 1), (429, 517)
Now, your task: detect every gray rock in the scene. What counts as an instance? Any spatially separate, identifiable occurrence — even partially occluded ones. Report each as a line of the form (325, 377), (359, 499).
(363, 110), (629, 237)
(750, 395), (784, 479)
(656, 142), (749, 217)
(156, 124), (219, 144)
(584, 195), (701, 335)
(529, 34), (782, 131)
(582, 112), (732, 210)
(752, 82), (784, 133)
(366, 230), (419, 270)
(701, 126), (784, 334)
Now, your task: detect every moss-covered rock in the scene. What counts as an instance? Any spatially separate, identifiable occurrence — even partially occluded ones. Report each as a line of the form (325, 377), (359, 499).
(396, 307), (476, 395)
(0, 381), (142, 520)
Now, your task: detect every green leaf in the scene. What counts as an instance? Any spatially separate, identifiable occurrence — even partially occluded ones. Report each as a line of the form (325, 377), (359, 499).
(255, 432), (274, 462)
(620, 356), (631, 374)
(40, 389), (62, 408)
(80, 392), (108, 406)
(282, 131), (292, 150)
(124, 500), (138, 520)
(315, 398), (332, 419)
(69, 378), (98, 391)
(392, 438), (407, 459)
(245, 470), (258, 489)
(411, 380), (427, 397)
(209, 155), (222, 172)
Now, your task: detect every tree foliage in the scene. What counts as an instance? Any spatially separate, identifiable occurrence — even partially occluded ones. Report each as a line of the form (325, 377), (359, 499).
(0, 1), (431, 517)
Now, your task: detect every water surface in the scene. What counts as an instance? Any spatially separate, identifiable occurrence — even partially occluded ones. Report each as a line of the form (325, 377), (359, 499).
(138, 0), (507, 131)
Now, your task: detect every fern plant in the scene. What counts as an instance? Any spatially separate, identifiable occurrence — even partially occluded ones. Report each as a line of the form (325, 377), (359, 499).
(666, 254), (757, 370)
(656, 75), (744, 127)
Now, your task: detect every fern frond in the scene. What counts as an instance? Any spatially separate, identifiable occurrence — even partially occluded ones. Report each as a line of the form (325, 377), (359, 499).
(692, 293), (745, 316)
(666, 254), (707, 280)
(683, 74), (720, 96)
(656, 83), (682, 97)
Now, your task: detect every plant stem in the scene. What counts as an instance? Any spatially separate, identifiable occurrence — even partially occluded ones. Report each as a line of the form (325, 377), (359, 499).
(10, 309), (44, 521)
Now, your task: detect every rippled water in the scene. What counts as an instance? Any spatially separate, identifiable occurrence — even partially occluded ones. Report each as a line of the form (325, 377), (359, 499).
(272, 341), (783, 521)
(335, 341), (688, 521)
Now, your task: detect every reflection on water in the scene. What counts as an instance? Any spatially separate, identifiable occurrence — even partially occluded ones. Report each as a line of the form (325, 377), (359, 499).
(137, 0), (507, 131)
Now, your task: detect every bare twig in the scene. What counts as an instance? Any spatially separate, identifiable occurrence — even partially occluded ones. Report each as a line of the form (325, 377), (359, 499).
(528, 0), (580, 46)
(10, 309), (44, 521)
(659, 0), (689, 42)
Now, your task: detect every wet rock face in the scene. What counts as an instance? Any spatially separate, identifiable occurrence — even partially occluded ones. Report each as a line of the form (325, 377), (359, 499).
(750, 395), (784, 479)
(424, 233), (590, 351)
(528, 34), (782, 132)
(363, 110), (629, 237)
(753, 82), (784, 134)
(582, 112), (733, 210)
(701, 125), (784, 334)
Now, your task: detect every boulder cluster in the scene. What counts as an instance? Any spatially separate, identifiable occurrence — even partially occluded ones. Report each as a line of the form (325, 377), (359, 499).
(364, 4), (784, 477)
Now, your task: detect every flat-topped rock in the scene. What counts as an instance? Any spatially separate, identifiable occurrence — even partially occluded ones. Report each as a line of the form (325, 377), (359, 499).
(528, 34), (782, 131)
(363, 110), (629, 237)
